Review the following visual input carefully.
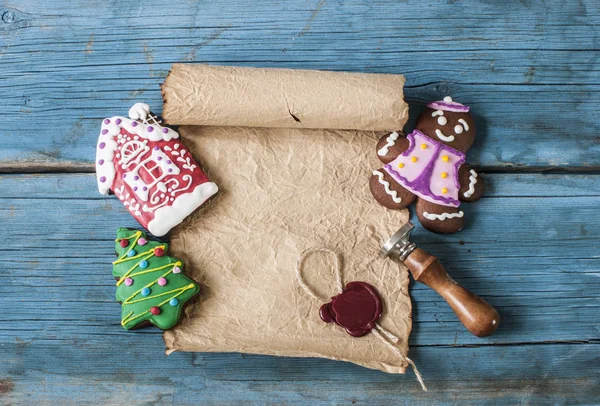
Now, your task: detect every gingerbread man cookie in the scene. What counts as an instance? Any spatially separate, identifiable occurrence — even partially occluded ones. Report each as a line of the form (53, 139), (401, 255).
(370, 97), (484, 233)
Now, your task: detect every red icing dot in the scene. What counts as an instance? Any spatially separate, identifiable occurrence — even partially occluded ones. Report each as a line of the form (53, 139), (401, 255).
(119, 239), (129, 248)
(154, 247), (165, 257)
(150, 306), (161, 315)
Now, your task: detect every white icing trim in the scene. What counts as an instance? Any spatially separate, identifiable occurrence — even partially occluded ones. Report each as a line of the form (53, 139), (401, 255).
(434, 129), (455, 142)
(463, 169), (478, 198)
(458, 118), (469, 131)
(423, 211), (464, 221)
(147, 182), (218, 236)
(129, 103), (151, 121)
(373, 170), (402, 204)
(377, 132), (399, 156)
(431, 110), (444, 117)
(95, 114), (179, 195)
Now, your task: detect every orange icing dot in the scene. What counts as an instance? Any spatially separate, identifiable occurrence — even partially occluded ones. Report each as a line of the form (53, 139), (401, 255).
(441, 172), (448, 178)
(442, 187), (448, 194)
(421, 143), (427, 149)
(442, 155), (449, 162)
(411, 156), (418, 163)
(398, 162), (405, 168)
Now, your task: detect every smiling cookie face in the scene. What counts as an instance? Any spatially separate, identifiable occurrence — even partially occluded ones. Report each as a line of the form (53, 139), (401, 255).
(416, 97), (476, 153)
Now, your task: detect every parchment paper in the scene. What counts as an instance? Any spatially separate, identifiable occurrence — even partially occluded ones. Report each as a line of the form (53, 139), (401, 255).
(162, 65), (412, 373)
(162, 64), (408, 131)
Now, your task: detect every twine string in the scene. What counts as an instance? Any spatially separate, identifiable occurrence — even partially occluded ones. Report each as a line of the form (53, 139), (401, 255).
(296, 248), (427, 392)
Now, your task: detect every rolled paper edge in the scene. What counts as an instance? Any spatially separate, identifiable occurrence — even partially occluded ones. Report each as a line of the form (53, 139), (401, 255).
(162, 63), (408, 132)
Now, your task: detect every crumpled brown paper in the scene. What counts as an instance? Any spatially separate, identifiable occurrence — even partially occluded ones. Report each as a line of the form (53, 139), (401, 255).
(162, 65), (412, 373)
(162, 64), (408, 131)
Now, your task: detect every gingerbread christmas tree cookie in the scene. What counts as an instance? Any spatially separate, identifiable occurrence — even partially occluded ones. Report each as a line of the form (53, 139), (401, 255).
(113, 228), (200, 330)
(96, 103), (218, 236)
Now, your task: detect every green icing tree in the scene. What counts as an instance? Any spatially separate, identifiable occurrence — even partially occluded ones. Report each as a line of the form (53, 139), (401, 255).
(112, 228), (199, 330)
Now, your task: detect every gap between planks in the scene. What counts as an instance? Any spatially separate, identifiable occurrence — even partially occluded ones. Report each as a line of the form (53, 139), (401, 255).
(2, 165), (600, 175)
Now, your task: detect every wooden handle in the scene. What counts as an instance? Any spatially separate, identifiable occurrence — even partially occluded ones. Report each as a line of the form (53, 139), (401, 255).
(405, 248), (499, 337)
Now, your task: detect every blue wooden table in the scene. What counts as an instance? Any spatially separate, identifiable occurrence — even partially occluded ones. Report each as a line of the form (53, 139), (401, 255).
(1, 0), (599, 404)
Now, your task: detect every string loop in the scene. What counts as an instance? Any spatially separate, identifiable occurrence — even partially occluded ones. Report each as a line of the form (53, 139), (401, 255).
(296, 248), (427, 391)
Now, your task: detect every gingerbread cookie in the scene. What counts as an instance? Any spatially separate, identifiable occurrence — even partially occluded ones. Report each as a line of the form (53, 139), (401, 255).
(96, 103), (218, 236)
(370, 97), (484, 233)
(112, 228), (200, 330)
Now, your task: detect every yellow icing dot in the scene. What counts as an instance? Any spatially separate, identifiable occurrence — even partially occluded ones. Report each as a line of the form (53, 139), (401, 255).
(442, 155), (449, 162)
(411, 156), (418, 163)
(398, 162), (405, 168)
(441, 172), (448, 178)
(442, 187), (448, 194)
(421, 143), (427, 149)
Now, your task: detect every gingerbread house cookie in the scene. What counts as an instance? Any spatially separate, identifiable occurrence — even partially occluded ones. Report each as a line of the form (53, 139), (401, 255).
(96, 103), (218, 236)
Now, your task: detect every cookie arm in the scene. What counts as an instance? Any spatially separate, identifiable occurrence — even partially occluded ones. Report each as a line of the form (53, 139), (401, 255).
(376, 132), (409, 164)
(459, 165), (484, 202)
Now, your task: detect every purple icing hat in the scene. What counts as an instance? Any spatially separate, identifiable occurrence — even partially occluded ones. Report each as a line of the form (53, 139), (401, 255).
(427, 96), (470, 113)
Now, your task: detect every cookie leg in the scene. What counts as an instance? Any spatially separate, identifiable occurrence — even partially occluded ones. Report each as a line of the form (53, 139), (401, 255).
(416, 198), (465, 234)
(369, 169), (416, 210)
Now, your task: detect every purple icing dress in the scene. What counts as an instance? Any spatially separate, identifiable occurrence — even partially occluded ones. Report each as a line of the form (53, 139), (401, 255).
(384, 130), (465, 208)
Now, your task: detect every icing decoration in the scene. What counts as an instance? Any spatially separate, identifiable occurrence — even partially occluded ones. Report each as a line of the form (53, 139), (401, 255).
(463, 169), (478, 198)
(377, 131), (399, 156)
(458, 118), (469, 131)
(120, 239), (129, 248)
(411, 156), (418, 162)
(139, 260), (148, 269)
(138, 238), (147, 246)
(112, 228), (200, 330)
(384, 130), (465, 208)
(127, 250), (136, 257)
(434, 129), (455, 142)
(373, 170), (402, 204)
(95, 104), (218, 236)
(423, 211), (464, 221)
(427, 96), (470, 113)
(320, 281), (383, 337)
(128, 103), (151, 121)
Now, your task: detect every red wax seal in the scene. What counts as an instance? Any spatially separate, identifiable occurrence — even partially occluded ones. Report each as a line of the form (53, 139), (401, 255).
(319, 281), (382, 337)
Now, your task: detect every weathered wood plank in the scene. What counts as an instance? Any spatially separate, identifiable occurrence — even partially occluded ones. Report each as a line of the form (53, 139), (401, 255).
(1, 342), (598, 404)
(1, 173), (598, 348)
(1, 0), (599, 170)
